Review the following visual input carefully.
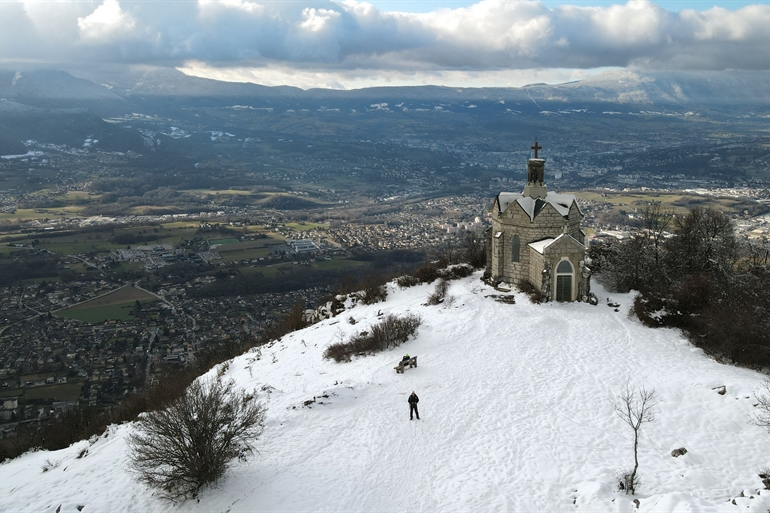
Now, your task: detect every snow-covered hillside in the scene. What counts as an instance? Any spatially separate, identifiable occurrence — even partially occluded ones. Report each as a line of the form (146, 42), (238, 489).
(3, 274), (770, 512)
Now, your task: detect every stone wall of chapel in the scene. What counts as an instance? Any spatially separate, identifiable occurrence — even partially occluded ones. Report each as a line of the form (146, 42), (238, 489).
(485, 227), (493, 274)
(567, 205), (583, 243)
(490, 229), (505, 278)
(544, 243), (585, 301)
(528, 249), (546, 290)
(491, 202), (571, 285)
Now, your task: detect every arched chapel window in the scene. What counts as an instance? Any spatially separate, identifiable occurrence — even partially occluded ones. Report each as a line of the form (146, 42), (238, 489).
(511, 234), (520, 263)
(556, 260), (573, 273)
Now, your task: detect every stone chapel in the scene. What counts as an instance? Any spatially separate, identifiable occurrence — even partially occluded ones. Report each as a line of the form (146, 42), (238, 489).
(486, 142), (590, 302)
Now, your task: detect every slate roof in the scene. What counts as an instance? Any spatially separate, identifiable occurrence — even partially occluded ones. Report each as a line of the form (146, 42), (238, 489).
(495, 191), (580, 220)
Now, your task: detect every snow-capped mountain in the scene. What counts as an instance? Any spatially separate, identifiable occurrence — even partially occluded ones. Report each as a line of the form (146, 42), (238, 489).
(2, 273), (770, 512)
(0, 69), (125, 104)
(541, 69), (770, 108)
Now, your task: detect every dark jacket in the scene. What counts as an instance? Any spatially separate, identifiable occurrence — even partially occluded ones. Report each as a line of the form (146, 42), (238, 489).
(408, 393), (419, 405)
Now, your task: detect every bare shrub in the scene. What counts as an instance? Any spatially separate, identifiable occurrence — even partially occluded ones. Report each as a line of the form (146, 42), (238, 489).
(445, 263), (474, 280)
(396, 275), (421, 288)
(369, 313), (421, 349)
(751, 379), (770, 433)
(340, 273), (390, 305)
(323, 314), (422, 363)
(517, 280), (545, 303)
(273, 300), (310, 334)
(127, 377), (266, 501)
(630, 293), (677, 328)
(616, 469), (639, 493)
(357, 283), (388, 305)
(322, 341), (353, 363)
(758, 467), (770, 490)
(41, 459), (61, 473)
(413, 262), (442, 284)
(427, 279), (450, 305)
(400, 263), (473, 289)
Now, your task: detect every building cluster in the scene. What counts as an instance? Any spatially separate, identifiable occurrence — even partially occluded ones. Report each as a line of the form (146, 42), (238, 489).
(110, 243), (224, 269)
(0, 275), (327, 437)
(325, 196), (489, 251)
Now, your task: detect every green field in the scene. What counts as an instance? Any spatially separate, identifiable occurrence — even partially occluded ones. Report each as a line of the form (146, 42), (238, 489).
(0, 245), (33, 255)
(38, 239), (123, 255)
(56, 286), (159, 323)
(238, 258), (368, 277)
(237, 239), (283, 249)
(574, 191), (748, 215)
(5, 224), (202, 255)
(210, 238), (240, 245)
(23, 382), (84, 402)
(285, 221), (327, 231)
(218, 248), (273, 262)
(62, 191), (102, 201)
(0, 208), (83, 221)
(314, 259), (368, 271)
(183, 188), (253, 196)
(57, 299), (159, 323)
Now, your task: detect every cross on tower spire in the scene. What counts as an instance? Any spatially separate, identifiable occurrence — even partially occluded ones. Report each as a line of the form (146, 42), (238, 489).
(531, 140), (542, 159)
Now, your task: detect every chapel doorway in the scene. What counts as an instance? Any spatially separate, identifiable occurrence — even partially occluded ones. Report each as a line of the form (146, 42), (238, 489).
(555, 259), (573, 301)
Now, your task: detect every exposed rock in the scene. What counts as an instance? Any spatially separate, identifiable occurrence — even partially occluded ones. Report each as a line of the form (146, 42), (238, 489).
(671, 447), (688, 457)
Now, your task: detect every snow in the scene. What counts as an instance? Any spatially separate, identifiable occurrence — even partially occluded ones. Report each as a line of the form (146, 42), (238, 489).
(496, 191), (578, 219)
(0, 151), (41, 160)
(3, 274), (770, 512)
(529, 237), (555, 254)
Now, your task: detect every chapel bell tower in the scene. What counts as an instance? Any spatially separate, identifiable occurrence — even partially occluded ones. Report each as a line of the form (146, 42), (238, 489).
(522, 140), (548, 199)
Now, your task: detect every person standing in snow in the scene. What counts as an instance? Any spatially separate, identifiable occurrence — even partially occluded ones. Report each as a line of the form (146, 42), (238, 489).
(408, 391), (420, 420)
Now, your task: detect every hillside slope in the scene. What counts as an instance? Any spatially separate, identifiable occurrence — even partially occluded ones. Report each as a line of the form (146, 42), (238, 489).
(2, 274), (770, 512)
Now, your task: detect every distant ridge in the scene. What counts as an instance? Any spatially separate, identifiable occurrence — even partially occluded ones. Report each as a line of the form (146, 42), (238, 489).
(2, 66), (768, 155)
(1, 66), (768, 112)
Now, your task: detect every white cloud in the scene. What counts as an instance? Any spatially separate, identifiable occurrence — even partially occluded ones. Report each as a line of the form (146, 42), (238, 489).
(681, 5), (770, 42)
(421, 0), (553, 57)
(1, 0), (769, 81)
(589, 0), (665, 46)
(198, 0), (265, 19)
(178, 60), (618, 89)
(299, 7), (341, 32)
(78, 0), (136, 41)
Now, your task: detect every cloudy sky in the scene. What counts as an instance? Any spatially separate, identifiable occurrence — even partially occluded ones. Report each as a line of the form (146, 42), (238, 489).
(2, 0), (768, 89)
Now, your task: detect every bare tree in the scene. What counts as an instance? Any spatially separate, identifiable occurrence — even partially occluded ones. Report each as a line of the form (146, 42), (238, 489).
(742, 239), (770, 269)
(462, 231), (486, 269)
(439, 240), (461, 265)
(127, 377), (266, 501)
(612, 382), (658, 495)
(427, 278), (450, 305)
(752, 379), (770, 432)
(667, 207), (738, 280)
(637, 202), (673, 287)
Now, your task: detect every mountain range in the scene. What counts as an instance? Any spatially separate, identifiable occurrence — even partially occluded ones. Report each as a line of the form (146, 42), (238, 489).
(1, 67), (769, 156)
(4, 67), (770, 109)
